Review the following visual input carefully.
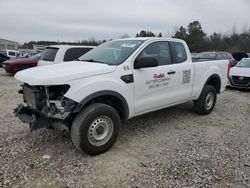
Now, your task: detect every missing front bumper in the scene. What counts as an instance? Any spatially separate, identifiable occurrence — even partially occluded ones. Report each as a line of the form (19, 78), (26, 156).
(14, 104), (69, 133)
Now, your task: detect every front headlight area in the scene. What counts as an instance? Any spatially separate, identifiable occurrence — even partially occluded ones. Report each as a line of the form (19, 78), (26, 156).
(22, 84), (77, 120)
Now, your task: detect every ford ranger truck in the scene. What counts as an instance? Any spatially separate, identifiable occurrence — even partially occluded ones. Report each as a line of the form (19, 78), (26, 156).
(14, 38), (229, 155)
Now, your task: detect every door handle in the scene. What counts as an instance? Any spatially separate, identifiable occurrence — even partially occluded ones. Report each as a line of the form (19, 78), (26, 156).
(168, 70), (176, 75)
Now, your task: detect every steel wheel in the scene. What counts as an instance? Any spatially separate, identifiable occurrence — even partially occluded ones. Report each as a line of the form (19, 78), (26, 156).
(87, 116), (114, 147)
(205, 92), (215, 110)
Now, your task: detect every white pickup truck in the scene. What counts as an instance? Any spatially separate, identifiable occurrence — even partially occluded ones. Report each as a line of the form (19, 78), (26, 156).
(14, 38), (229, 155)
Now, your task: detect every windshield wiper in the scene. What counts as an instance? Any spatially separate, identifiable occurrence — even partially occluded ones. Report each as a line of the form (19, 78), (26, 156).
(80, 59), (106, 64)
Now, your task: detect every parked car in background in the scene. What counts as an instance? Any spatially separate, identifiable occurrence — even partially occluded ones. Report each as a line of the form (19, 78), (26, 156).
(2, 53), (41, 74)
(38, 45), (95, 66)
(2, 49), (20, 59)
(194, 52), (237, 67)
(0, 52), (10, 67)
(17, 52), (39, 59)
(228, 58), (250, 89)
(190, 53), (198, 59)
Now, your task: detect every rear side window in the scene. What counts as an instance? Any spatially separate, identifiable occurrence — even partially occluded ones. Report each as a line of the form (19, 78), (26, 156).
(8, 51), (16, 56)
(63, 48), (92, 61)
(40, 48), (59, 62)
(170, 42), (187, 63)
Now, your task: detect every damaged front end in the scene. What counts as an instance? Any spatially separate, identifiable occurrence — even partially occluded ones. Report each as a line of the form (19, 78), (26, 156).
(14, 84), (77, 133)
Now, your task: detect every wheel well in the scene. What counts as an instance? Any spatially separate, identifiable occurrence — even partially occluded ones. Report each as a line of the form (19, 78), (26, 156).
(85, 95), (127, 120)
(205, 75), (221, 93)
(19, 64), (30, 70)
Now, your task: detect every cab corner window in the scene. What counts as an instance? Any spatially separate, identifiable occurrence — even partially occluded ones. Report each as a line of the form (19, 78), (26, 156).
(170, 42), (187, 63)
(136, 42), (172, 66)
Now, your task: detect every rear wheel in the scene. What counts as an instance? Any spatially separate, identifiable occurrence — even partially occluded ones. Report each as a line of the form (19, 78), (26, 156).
(71, 103), (121, 155)
(193, 85), (217, 115)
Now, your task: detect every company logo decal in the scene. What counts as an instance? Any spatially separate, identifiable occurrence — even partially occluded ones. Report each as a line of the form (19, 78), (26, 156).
(153, 73), (165, 79)
(239, 76), (244, 80)
(146, 73), (171, 89)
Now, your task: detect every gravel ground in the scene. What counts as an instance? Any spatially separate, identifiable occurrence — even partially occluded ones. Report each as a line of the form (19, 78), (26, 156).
(0, 68), (249, 188)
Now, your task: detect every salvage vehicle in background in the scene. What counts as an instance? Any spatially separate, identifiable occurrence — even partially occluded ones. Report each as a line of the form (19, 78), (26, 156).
(0, 52), (10, 67)
(38, 45), (95, 66)
(2, 53), (41, 74)
(17, 52), (39, 59)
(2, 49), (20, 59)
(194, 51), (237, 67)
(14, 38), (229, 155)
(228, 58), (250, 89)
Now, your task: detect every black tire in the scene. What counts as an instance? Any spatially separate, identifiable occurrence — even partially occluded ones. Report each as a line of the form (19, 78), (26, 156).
(71, 103), (121, 155)
(19, 64), (30, 71)
(193, 85), (217, 115)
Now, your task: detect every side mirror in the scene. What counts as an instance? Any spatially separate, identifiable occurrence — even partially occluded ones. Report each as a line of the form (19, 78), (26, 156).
(134, 57), (158, 69)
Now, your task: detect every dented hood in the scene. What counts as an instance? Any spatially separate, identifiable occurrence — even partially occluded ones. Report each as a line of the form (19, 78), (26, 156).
(14, 61), (116, 85)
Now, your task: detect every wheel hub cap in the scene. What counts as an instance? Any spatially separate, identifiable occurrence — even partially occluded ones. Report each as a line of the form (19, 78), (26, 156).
(205, 92), (214, 110)
(88, 116), (114, 147)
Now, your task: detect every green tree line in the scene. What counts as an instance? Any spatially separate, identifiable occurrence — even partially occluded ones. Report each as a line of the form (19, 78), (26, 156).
(136, 21), (250, 53)
(21, 21), (250, 53)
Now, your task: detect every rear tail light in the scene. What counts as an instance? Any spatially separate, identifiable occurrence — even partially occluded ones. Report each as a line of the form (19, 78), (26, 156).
(227, 62), (231, 79)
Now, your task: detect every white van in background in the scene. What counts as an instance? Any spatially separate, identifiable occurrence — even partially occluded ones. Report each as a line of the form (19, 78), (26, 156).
(38, 45), (95, 66)
(3, 49), (20, 59)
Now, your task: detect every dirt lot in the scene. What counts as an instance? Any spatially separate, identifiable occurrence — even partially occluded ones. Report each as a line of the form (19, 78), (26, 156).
(0, 68), (249, 188)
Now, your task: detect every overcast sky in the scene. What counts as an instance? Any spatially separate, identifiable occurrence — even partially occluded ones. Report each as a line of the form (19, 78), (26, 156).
(0, 0), (249, 43)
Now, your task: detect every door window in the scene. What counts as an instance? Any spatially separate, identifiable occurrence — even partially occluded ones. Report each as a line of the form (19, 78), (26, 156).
(8, 51), (16, 56)
(136, 42), (172, 66)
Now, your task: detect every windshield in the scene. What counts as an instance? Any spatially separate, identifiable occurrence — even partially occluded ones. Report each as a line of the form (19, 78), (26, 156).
(78, 40), (145, 65)
(237, 59), (250, 68)
(197, 52), (217, 59)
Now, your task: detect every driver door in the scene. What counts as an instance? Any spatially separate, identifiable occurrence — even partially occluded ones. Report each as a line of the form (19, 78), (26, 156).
(133, 41), (178, 114)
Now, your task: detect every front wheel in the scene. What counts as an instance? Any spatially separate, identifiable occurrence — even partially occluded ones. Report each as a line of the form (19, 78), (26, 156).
(71, 103), (121, 155)
(193, 85), (217, 115)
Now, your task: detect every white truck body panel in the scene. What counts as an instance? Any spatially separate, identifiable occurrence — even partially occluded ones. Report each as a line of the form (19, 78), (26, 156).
(192, 60), (228, 98)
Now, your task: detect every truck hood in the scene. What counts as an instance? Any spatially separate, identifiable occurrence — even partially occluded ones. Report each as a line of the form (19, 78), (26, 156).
(14, 61), (116, 85)
(230, 66), (250, 77)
